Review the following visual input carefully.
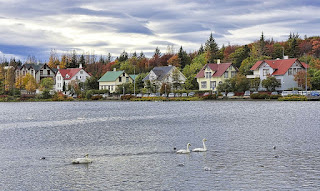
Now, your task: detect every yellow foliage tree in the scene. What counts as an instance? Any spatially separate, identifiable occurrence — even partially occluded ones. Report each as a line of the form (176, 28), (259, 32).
(22, 73), (37, 93)
(48, 49), (60, 69)
(59, 54), (67, 69)
(4, 67), (15, 92)
(15, 74), (24, 90)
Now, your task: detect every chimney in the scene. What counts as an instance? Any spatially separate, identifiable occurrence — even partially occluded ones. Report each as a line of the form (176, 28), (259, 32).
(276, 58), (280, 60)
(284, 56), (289, 59)
(217, 59), (221, 64)
(113, 68), (116, 71)
(57, 65), (60, 69)
(79, 63), (83, 68)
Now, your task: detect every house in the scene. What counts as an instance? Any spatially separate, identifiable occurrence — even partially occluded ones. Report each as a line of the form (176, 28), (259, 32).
(143, 65), (186, 90)
(15, 63), (57, 83)
(195, 60), (238, 91)
(55, 64), (91, 92)
(98, 68), (134, 93)
(247, 57), (309, 91)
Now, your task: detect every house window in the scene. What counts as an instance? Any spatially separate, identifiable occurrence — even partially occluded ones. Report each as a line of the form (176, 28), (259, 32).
(219, 81), (222, 84)
(293, 68), (297, 75)
(30, 70), (34, 74)
(201, 81), (207, 89)
(224, 72), (228, 78)
(76, 76), (78, 80)
(288, 68), (293, 75)
(126, 77), (129, 82)
(205, 72), (212, 79)
(210, 81), (216, 89)
(263, 69), (269, 76)
(44, 65), (46, 69)
(47, 70), (50, 75)
(111, 86), (114, 91)
(119, 77), (122, 82)
(277, 79), (281, 85)
(123, 73), (125, 76)
(231, 71), (236, 77)
(297, 68), (302, 73)
(40, 70), (43, 75)
(80, 71), (83, 74)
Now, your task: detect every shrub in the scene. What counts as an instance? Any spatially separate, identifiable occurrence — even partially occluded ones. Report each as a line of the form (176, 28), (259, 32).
(202, 94), (217, 100)
(250, 93), (270, 99)
(86, 90), (93, 99)
(91, 95), (103, 100)
(278, 95), (307, 101)
(120, 95), (136, 100)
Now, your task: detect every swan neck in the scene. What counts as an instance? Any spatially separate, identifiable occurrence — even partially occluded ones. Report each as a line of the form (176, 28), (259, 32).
(203, 141), (207, 150)
(187, 144), (190, 151)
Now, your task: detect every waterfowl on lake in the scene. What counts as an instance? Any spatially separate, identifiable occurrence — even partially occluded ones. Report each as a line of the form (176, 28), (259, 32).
(176, 143), (191, 154)
(192, 138), (207, 152)
(72, 154), (93, 164)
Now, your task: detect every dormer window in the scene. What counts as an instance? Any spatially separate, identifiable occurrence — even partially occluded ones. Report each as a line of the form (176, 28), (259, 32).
(205, 72), (212, 78)
(66, 74), (70, 78)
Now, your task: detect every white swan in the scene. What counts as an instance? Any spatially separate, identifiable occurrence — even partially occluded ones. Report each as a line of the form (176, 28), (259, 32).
(72, 154), (93, 164)
(176, 143), (191, 154)
(192, 138), (207, 152)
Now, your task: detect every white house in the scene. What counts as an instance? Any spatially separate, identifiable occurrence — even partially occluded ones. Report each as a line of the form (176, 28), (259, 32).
(55, 64), (91, 92)
(98, 68), (134, 93)
(143, 65), (186, 90)
(247, 58), (309, 91)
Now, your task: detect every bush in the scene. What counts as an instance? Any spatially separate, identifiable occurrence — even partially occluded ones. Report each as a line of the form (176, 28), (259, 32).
(250, 93), (270, 99)
(91, 95), (103, 100)
(270, 95), (281, 99)
(41, 90), (52, 99)
(120, 95), (136, 100)
(202, 94), (217, 100)
(278, 95), (307, 101)
(86, 90), (93, 99)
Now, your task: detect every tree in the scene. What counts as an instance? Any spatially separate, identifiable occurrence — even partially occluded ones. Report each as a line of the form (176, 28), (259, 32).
(4, 67), (15, 92)
(40, 78), (54, 91)
(172, 68), (181, 90)
(60, 54), (67, 69)
(229, 45), (250, 69)
(84, 76), (99, 90)
(261, 76), (280, 91)
(79, 54), (86, 68)
(168, 55), (180, 67)
(0, 66), (4, 94)
(234, 74), (250, 92)
(205, 33), (219, 63)
(198, 44), (204, 55)
(119, 50), (128, 62)
(178, 46), (191, 69)
(48, 49), (60, 69)
(250, 77), (260, 91)
(294, 70), (311, 89)
(258, 32), (266, 56)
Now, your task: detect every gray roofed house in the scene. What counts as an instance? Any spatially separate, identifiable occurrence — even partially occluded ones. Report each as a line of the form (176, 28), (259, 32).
(15, 63), (57, 83)
(143, 65), (186, 90)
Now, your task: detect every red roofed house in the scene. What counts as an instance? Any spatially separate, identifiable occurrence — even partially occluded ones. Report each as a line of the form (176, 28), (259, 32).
(195, 59), (238, 91)
(55, 64), (91, 92)
(247, 57), (309, 91)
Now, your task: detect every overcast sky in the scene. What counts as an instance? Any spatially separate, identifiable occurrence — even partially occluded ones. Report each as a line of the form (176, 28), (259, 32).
(1, 0), (320, 62)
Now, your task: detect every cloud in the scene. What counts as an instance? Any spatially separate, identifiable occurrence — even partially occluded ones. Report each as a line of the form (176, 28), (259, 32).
(0, 0), (320, 61)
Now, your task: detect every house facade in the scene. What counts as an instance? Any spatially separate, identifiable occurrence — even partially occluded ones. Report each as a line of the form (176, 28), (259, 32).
(98, 69), (133, 93)
(143, 65), (186, 90)
(55, 64), (91, 92)
(195, 60), (238, 91)
(15, 63), (57, 83)
(247, 58), (308, 91)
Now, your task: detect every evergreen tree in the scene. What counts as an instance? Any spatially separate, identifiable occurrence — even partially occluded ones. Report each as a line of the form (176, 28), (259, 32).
(178, 46), (191, 69)
(138, 51), (145, 59)
(132, 51), (137, 58)
(198, 44), (204, 55)
(154, 47), (161, 57)
(119, 50), (128, 62)
(259, 32), (266, 56)
(98, 55), (105, 64)
(79, 54), (86, 68)
(106, 53), (112, 63)
(205, 33), (219, 63)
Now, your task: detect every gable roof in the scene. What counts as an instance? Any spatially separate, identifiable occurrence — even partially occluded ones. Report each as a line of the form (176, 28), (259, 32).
(98, 70), (125, 82)
(195, 63), (233, 78)
(129, 74), (137, 80)
(250, 58), (309, 76)
(143, 65), (174, 81)
(59, 68), (82, 80)
(17, 63), (57, 74)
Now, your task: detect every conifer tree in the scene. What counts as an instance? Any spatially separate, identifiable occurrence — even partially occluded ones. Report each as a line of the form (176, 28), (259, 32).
(205, 33), (219, 63)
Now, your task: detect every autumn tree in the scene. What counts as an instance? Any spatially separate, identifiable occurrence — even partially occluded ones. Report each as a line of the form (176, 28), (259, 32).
(48, 49), (60, 69)
(168, 55), (180, 67)
(294, 70), (311, 89)
(229, 45), (250, 69)
(0, 66), (4, 94)
(15, 74), (24, 90)
(39, 78), (54, 91)
(262, 76), (280, 91)
(4, 67), (15, 92)
(60, 54), (67, 69)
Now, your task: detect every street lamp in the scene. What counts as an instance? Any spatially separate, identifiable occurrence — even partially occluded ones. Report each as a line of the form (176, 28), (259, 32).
(123, 86), (125, 96)
(282, 47), (284, 59)
(165, 84), (167, 96)
(306, 61), (308, 94)
(133, 66), (136, 96)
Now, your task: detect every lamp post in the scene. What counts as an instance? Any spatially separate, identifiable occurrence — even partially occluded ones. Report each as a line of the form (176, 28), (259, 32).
(133, 66), (135, 96)
(282, 47), (284, 59)
(305, 61), (308, 95)
(123, 86), (125, 96)
(165, 84), (167, 96)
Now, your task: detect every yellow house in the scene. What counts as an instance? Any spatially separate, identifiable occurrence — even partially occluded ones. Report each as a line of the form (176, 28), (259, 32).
(98, 68), (134, 93)
(195, 60), (238, 91)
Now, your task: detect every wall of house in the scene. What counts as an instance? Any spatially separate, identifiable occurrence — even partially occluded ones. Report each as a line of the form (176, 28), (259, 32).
(99, 72), (133, 93)
(197, 65), (237, 91)
(55, 72), (64, 92)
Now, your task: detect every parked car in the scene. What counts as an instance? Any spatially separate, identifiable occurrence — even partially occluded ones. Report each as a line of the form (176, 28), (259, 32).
(168, 93), (175, 98)
(175, 93), (181, 97)
(227, 92), (235, 97)
(311, 91), (320, 96)
(143, 94), (149, 97)
(271, 91), (278, 95)
(203, 92), (210, 96)
(136, 93), (142, 97)
(244, 91), (251, 96)
(188, 92), (195, 97)
(149, 93), (156, 97)
(221, 92), (226, 96)
(281, 91), (289, 96)
(161, 93), (167, 97)
(181, 93), (188, 97)
(155, 93), (161, 97)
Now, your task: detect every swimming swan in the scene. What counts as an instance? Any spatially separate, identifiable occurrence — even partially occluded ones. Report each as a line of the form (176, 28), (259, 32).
(177, 143), (191, 154)
(72, 154), (93, 164)
(192, 138), (207, 152)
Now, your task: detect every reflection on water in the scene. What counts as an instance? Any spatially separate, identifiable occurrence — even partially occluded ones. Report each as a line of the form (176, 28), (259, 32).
(0, 101), (320, 190)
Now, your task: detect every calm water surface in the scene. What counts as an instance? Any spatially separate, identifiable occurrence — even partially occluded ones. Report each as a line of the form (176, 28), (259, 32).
(0, 101), (319, 190)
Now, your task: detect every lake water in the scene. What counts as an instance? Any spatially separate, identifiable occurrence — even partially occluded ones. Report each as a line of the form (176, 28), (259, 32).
(0, 101), (319, 190)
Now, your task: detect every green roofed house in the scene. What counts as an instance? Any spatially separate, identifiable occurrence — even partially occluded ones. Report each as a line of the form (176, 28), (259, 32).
(98, 68), (134, 93)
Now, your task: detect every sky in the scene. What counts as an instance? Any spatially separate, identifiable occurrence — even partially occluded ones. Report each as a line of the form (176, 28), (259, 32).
(1, 0), (320, 62)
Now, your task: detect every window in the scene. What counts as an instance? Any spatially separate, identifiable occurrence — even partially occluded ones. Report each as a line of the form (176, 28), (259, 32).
(47, 70), (50, 75)
(205, 72), (212, 79)
(219, 81), (222, 84)
(126, 77), (129, 82)
(277, 79), (281, 85)
(288, 68), (293, 75)
(76, 76), (78, 80)
(224, 72), (228, 78)
(111, 86), (114, 91)
(231, 71), (236, 77)
(30, 70), (34, 74)
(297, 68), (302, 73)
(210, 81), (216, 89)
(263, 69), (269, 76)
(40, 70), (43, 75)
(119, 77), (122, 82)
(201, 81), (207, 89)
(293, 68), (297, 75)
(123, 73), (125, 76)
(80, 71), (83, 74)
(43, 65), (46, 69)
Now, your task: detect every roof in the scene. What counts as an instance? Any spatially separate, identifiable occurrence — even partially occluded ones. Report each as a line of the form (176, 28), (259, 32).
(18, 63), (44, 71)
(98, 70), (125, 82)
(250, 58), (309, 76)
(143, 65), (174, 81)
(59, 68), (82, 80)
(129, 74), (137, 80)
(195, 63), (233, 78)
